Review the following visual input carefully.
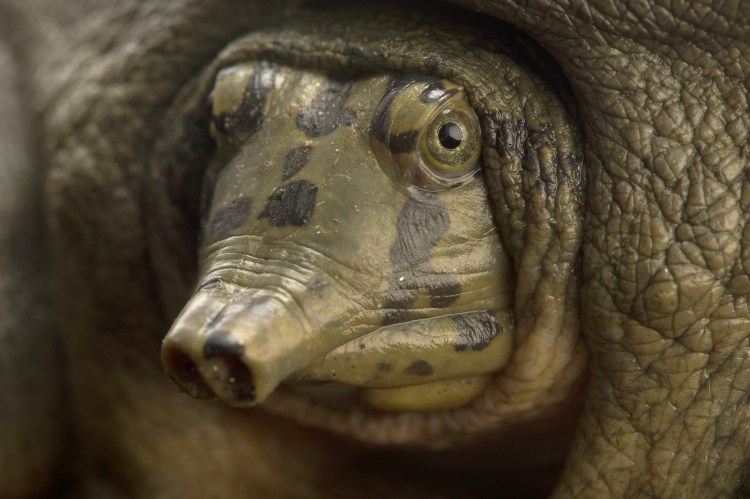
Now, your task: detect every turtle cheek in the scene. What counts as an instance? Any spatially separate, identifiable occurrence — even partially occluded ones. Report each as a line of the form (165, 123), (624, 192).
(165, 155), (513, 410)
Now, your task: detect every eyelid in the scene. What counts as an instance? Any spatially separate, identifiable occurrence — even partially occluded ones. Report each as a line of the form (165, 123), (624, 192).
(370, 78), (482, 191)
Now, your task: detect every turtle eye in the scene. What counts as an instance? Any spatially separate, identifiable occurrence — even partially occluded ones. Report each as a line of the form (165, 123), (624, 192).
(371, 78), (482, 190)
(421, 102), (481, 178)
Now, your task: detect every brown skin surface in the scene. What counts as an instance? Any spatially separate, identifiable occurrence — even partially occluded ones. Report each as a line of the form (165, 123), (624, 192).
(451, 0), (750, 496)
(1, 0), (748, 497)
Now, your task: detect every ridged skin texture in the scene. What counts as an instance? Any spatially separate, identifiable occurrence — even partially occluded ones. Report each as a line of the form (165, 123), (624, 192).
(451, 0), (750, 497)
(0, 0), (748, 498)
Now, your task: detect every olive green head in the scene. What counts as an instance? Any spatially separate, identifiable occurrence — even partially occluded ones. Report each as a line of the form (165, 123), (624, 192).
(149, 4), (582, 426)
(162, 62), (514, 411)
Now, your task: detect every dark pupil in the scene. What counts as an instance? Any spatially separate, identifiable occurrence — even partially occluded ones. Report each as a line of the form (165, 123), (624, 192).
(438, 122), (463, 149)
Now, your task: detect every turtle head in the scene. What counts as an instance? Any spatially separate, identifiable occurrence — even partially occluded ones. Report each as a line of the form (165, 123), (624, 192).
(161, 63), (515, 411)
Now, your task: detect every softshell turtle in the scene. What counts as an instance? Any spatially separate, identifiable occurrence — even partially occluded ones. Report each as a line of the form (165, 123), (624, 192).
(2, 0), (749, 498)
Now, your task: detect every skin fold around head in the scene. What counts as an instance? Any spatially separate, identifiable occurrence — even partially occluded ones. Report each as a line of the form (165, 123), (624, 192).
(149, 2), (587, 449)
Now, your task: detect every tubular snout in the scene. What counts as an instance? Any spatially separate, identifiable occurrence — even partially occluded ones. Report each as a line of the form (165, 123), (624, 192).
(161, 285), (316, 406)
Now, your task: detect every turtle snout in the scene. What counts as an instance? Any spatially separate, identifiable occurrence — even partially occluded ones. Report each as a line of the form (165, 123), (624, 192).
(162, 336), (256, 403)
(161, 288), (316, 407)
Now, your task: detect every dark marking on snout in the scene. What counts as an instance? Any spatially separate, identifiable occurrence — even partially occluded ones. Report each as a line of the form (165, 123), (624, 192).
(452, 311), (501, 352)
(295, 78), (352, 137)
(203, 330), (245, 359)
(211, 197), (253, 238)
(213, 62), (277, 138)
(377, 363), (392, 372)
(405, 360), (434, 376)
(282, 146), (313, 180)
(259, 180), (318, 226)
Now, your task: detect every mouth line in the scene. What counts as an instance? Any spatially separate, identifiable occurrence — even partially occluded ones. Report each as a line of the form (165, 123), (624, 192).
(282, 308), (513, 412)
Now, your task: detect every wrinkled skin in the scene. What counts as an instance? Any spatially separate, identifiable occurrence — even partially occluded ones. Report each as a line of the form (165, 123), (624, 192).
(1, 0), (749, 498)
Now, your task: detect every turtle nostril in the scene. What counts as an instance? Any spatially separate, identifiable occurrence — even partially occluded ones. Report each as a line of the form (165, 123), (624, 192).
(207, 355), (256, 404)
(162, 345), (214, 399)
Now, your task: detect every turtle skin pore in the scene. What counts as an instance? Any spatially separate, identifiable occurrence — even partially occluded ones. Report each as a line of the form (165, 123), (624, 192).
(1, 0), (749, 498)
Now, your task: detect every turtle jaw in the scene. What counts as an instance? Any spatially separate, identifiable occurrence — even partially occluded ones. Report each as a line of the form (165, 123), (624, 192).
(160, 272), (514, 410)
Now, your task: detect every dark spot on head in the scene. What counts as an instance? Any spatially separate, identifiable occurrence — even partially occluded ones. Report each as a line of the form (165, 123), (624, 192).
(210, 197), (253, 238)
(282, 145), (313, 180)
(295, 78), (352, 137)
(382, 194), (452, 325)
(428, 278), (462, 308)
(389, 194), (450, 267)
(213, 62), (277, 139)
(382, 285), (418, 322)
(389, 130), (419, 154)
(420, 80), (446, 103)
(203, 330), (245, 359)
(382, 270), (431, 325)
(382, 271), (460, 324)
(259, 180), (318, 226)
(452, 311), (501, 352)
(405, 360), (434, 376)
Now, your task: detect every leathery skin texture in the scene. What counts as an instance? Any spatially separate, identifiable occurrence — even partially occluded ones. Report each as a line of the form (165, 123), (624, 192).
(0, 0), (748, 498)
